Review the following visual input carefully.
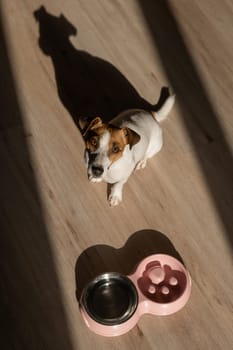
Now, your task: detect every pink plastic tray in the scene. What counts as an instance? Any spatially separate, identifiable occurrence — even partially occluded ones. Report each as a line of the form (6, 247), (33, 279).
(80, 254), (191, 336)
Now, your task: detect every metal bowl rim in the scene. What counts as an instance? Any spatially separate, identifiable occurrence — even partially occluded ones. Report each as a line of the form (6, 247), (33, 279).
(81, 272), (138, 325)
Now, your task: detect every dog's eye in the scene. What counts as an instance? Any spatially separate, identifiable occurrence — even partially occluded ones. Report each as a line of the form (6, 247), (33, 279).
(112, 143), (120, 153)
(90, 136), (98, 147)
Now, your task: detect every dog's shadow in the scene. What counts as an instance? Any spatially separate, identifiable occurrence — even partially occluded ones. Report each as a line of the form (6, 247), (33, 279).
(75, 229), (183, 302)
(34, 6), (169, 132)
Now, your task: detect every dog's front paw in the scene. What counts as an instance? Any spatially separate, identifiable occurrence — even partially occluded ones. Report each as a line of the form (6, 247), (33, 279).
(108, 193), (122, 207)
(136, 159), (147, 170)
(108, 181), (125, 206)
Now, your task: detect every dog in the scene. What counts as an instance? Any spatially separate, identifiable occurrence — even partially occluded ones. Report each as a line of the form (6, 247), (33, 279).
(81, 94), (175, 206)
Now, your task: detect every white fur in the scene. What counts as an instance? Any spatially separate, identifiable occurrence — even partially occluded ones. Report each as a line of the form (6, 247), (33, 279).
(85, 95), (175, 206)
(153, 94), (176, 122)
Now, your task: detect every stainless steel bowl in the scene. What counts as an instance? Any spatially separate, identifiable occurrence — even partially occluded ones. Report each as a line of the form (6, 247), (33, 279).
(81, 272), (138, 325)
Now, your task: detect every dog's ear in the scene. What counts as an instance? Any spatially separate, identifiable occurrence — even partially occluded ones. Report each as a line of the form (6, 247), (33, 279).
(123, 127), (140, 149)
(81, 117), (103, 137)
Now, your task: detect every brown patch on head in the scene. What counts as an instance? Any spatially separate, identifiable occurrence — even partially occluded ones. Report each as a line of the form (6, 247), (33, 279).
(84, 119), (140, 164)
(84, 117), (109, 152)
(107, 127), (127, 163)
(82, 117), (103, 137)
(107, 126), (140, 164)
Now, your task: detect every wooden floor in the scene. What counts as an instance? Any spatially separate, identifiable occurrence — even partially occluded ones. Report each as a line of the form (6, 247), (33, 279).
(1, 0), (233, 349)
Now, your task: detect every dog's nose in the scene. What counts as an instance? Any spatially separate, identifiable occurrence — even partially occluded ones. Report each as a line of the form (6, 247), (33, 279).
(92, 165), (104, 177)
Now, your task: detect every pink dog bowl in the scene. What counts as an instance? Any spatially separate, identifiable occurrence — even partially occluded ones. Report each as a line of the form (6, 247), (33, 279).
(80, 254), (191, 336)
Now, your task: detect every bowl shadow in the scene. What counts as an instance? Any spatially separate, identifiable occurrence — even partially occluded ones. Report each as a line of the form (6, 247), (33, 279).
(75, 229), (183, 302)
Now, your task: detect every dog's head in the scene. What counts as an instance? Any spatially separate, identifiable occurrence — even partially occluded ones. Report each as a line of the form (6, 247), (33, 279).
(81, 117), (140, 182)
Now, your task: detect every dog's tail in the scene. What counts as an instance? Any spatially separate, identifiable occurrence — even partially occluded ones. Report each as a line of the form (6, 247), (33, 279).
(151, 94), (175, 122)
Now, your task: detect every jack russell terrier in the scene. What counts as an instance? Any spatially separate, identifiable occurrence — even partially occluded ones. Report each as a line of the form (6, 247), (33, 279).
(81, 94), (175, 206)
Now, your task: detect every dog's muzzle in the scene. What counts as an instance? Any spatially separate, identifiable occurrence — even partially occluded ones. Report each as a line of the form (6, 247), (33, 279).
(85, 150), (109, 182)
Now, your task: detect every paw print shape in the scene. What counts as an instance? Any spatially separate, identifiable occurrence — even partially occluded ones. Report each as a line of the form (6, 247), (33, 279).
(137, 261), (187, 304)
